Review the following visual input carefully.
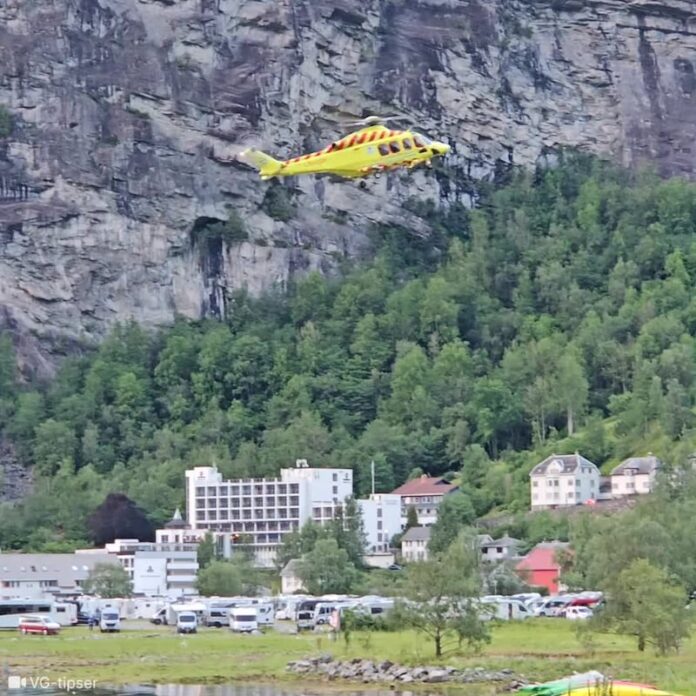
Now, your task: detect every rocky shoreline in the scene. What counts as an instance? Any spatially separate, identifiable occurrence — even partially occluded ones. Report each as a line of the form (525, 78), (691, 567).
(287, 655), (524, 687)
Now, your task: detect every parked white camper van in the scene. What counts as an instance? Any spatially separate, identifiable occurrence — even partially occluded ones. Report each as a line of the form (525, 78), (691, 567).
(99, 610), (121, 633)
(230, 606), (258, 633)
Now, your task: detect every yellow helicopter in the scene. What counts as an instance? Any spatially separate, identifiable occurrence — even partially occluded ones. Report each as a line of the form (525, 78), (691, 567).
(237, 116), (451, 184)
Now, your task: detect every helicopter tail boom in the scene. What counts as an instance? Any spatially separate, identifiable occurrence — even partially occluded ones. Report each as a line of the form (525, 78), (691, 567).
(238, 148), (283, 179)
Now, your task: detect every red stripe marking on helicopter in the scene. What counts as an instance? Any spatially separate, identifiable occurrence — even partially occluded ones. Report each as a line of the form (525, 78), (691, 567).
(368, 131), (378, 142)
(347, 135), (357, 147)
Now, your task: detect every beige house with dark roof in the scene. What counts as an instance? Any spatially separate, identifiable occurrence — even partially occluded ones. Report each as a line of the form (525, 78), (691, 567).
(530, 453), (600, 510)
(401, 526), (431, 562)
(391, 475), (457, 527)
(611, 455), (662, 497)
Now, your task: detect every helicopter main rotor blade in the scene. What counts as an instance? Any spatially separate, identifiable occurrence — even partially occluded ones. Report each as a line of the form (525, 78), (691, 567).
(342, 114), (411, 127)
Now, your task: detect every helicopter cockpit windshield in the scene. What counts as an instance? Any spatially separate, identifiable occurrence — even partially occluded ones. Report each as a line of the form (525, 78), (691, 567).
(413, 133), (432, 147)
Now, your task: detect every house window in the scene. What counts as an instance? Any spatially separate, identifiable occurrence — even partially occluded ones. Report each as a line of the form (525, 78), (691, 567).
(332, 485), (338, 495)
(532, 481), (538, 488)
(332, 473), (337, 481)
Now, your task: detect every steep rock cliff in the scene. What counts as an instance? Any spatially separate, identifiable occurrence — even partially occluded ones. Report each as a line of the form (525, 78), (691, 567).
(2, 0), (696, 372)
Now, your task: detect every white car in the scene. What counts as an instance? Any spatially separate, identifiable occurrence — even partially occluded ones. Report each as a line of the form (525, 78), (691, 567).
(565, 606), (593, 620)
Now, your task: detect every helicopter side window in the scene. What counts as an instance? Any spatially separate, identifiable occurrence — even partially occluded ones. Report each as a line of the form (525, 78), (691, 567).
(402, 138), (412, 149)
(413, 135), (425, 148)
(389, 141), (401, 154)
(378, 143), (390, 156)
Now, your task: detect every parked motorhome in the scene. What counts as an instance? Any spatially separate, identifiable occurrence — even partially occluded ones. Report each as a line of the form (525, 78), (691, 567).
(230, 606), (258, 633)
(479, 597), (530, 621)
(99, 610), (121, 632)
(296, 599), (320, 631)
(254, 602), (274, 626)
(176, 611), (197, 634)
(0, 600), (74, 629)
(168, 602), (206, 625)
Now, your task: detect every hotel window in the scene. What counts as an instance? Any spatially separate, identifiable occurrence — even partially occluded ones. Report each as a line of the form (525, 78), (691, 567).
(207, 487), (217, 495)
(196, 487), (205, 496)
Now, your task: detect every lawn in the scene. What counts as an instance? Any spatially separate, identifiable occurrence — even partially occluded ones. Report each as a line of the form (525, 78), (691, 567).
(0, 620), (693, 693)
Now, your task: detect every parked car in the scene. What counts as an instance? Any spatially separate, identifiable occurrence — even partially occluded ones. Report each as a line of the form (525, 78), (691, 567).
(18, 615), (61, 635)
(205, 608), (230, 628)
(176, 611), (198, 634)
(565, 606), (593, 620)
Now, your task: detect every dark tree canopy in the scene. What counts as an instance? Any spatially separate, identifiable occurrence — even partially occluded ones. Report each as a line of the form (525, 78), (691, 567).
(88, 493), (155, 545)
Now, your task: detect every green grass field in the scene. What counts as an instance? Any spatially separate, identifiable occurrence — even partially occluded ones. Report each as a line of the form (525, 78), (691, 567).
(0, 620), (694, 692)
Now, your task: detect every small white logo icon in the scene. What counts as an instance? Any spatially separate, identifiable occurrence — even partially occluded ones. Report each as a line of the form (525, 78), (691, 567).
(8, 676), (26, 689)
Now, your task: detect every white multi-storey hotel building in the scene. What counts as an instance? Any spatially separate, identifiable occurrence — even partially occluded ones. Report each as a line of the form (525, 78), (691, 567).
(185, 460), (353, 566)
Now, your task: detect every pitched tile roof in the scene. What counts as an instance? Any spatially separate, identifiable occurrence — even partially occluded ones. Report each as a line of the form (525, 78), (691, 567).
(391, 475), (457, 496)
(0, 553), (119, 586)
(530, 453), (599, 477)
(515, 542), (569, 571)
(480, 534), (521, 549)
(402, 526), (432, 543)
(611, 454), (662, 476)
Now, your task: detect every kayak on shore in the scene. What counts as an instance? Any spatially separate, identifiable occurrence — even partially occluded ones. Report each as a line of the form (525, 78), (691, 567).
(518, 672), (683, 696)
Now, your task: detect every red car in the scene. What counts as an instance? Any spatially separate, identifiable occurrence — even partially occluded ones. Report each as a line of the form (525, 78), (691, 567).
(17, 615), (61, 635)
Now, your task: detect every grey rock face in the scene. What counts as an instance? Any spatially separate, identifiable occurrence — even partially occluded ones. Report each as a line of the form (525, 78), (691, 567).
(0, 438), (32, 502)
(1, 0), (696, 370)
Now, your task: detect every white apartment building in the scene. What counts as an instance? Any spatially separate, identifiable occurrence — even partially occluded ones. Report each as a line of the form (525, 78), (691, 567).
(611, 455), (662, 497)
(530, 453), (600, 510)
(185, 460), (353, 566)
(77, 533), (199, 600)
(358, 493), (402, 554)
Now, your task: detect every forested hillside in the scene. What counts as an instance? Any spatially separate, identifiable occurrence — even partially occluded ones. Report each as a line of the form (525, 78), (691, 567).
(2, 154), (696, 550)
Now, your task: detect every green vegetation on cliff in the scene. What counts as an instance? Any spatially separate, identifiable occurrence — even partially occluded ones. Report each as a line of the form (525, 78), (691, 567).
(2, 154), (696, 549)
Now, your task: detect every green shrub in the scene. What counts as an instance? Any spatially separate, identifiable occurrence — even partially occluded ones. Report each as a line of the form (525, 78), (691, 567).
(0, 105), (13, 138)
(262, 184), (296, 221)
(197, 211), (248, 245)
